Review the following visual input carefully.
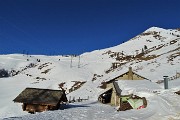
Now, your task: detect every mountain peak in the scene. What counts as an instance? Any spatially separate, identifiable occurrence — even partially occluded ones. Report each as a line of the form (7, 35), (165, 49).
(144, 26), (166, 33)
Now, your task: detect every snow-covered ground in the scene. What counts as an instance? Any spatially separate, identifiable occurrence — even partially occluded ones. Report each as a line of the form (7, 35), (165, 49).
(3, 82), (180, 120)
(0, 27), (180, 119)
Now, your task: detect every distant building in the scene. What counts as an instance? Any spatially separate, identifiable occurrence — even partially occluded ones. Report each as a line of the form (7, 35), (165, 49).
(100, 67), (149, 89)
(98, 80), (160, 110)
(98, 67), (159, 110)
(13, 88), (67, 113)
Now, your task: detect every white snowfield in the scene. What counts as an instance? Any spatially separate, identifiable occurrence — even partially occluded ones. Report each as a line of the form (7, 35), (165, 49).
(0, 27), (180, 120)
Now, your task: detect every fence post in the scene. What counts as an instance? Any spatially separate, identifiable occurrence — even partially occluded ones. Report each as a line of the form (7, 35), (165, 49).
(69, 96), (71, 103)
(73, 97), (75, 102)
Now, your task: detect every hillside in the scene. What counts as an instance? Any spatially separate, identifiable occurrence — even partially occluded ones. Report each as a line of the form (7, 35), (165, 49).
(0, 27), (180, 119)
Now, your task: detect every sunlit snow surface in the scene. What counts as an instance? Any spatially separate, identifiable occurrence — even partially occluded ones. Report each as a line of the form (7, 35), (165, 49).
(3, 94), (180, 120)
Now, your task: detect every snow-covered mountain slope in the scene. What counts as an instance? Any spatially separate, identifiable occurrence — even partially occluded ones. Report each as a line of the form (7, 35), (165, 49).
(0, 27), (180, 119)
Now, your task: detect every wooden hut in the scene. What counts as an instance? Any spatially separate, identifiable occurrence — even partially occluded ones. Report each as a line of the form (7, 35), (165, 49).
(13, 88), (67, 113)
(98, 67), (150, 107)
(100, 67), (149, 89)
(98, 80), (160, 110)
(98, 81), (148, 110)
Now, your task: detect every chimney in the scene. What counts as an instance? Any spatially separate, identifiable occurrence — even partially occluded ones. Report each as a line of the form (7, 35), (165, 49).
(128, 67), (133, 80)
(163, 76), (169, 89)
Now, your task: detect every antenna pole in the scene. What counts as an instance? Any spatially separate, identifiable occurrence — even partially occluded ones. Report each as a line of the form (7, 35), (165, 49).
(78, 55), (80, 68)
(70, 55), (73, 68)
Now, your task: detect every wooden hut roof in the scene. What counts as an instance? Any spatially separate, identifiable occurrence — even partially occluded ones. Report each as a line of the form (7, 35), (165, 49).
(13, 88), (64, 106)
(98, 87), (113, 96)
(106, 71), (149, 84)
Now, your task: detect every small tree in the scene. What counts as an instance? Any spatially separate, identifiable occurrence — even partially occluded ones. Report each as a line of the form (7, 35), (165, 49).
(144, 45), (148, 50)
(0, 69), (9, 78)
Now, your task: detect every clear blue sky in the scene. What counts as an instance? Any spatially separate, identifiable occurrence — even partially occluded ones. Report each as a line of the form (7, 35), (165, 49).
(0, 0), (180, 55)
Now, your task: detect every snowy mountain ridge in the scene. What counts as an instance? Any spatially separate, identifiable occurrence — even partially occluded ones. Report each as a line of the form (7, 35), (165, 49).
(0, 26), (179, 90)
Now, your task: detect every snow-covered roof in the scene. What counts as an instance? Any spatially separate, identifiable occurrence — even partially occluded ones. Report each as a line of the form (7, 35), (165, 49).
(13, 88), (66, 105)
(98, 87), (112, 96)
(116, 80), (161, 95)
